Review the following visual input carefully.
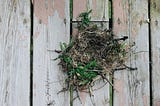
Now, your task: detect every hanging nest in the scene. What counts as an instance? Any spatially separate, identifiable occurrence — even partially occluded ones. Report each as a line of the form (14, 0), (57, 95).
(55, 24), (129, 91)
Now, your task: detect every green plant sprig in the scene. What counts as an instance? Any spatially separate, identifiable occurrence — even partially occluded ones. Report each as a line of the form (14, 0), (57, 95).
(56, 42), (99, 88)
(54, 10), (131, 104)
(78, 10), (92, 29)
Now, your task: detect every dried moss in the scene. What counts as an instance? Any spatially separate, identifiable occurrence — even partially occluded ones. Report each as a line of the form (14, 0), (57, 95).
(55, 24), (129, 91)
(55, 11), (130, 100)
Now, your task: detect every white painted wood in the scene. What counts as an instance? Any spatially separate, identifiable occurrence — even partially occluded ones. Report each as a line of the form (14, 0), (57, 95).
(72, 76), (110, 106)
(72, 1), (110, 106)
(150, 0), (160, 106)
(113, 0), (150, 106)
(0, 0), (31, 106)
(73, 0), (109, 21)
(33, 0), (70, 106)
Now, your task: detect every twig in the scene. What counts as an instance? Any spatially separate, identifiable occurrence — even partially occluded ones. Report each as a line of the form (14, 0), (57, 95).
(113, 65), (137, 71)
(114, 36), (128, 41)
(98, 72), (113, 87)
(123, 64), (138, 70)
(57, 88), (68, 94)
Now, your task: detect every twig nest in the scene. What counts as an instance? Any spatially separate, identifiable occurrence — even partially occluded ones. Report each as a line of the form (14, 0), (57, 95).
(56, 24), (128, 91)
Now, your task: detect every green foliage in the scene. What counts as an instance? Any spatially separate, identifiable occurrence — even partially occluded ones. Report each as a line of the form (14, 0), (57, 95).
(68, 60), (98, 86)
(60, 42), (67, 51)
(120, 42), (127, 57)
(55, 9), (129, 105)
(59, 39), (74, 53)
(58, 42), (99, 87)
(78, 10), (92, 29)
(70, 0), (73, 19)
(108, 0), (112, 19)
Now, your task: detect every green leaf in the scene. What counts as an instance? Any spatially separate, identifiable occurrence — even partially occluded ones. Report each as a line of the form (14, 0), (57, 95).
(78, 10), (92, 28)
(63, 56), (72, 64)
(60, 42), (67, 51)
(85, 60), (97, 69)
(120, 42), (126, 49)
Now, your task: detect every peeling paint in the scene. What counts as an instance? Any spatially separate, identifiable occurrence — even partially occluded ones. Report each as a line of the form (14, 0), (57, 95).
(112, 0), (150, 106)
(34, 31), (40, 39)
(34, 0), (65, 24)
(113, 0), (128, 35)
(34, 83), (36, 96)
(73, 0), (108, 21)
(154, 100), (160, 106)
(87, 0), (97, 17)
(131, 13), (146, 38)
(114, 78), (125, 106)
(79, 92), (87, 105)
(72, 27), (78, 38)
(92, 0), (97, 17)
(142, 95), (147, 106)
(73, 0), (87, 19)
(53, 0), (65, 18)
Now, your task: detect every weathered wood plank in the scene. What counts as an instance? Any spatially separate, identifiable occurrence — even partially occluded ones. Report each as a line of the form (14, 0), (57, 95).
(73, 0), (109, 21)
(72, 75), (110, 106)
(72, 22), (109, 38)
(150, 0), (160, 106)
(113, 0), (150, 106)
(33, 0), (70, 106)
(72, 1), (110, 105)
(0, 0), (30, 106)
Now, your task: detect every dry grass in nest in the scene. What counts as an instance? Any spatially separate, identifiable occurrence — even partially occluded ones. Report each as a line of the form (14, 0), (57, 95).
(55, 24), (129, 92)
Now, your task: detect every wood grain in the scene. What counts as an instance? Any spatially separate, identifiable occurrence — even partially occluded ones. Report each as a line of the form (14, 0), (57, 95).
(0, 0), (31, 106)
(33, 0), (70, 106)
(150, 0), (160, 106)
(72, 75), (110, 106)
(113, 0), (150, 106)
(72, 0), (110, 105)
(73, 0), (109, 21)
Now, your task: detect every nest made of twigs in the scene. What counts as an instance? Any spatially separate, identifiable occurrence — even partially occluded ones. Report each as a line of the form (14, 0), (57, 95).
(55, 24), (129, 91)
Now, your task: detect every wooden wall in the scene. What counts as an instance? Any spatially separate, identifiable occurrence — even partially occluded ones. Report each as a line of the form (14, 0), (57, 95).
(151, 0), (160, 106)
(0, 0), (30, 106)
(113, 0), (150, 106)
(0, 0), (160, 106)
(72, 1), (110, 106)
(33, 0), (70, 105)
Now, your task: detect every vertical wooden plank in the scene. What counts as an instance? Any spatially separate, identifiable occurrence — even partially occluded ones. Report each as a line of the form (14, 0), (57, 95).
(72, 0), (110, 106)
(72, 74), (110, 106)
(73, 0), (109, 21)
(0, 0), (30, 106)
(33, 0), (70, 106)
(113, 0), (150, 106)
(150, 0), (160, 106)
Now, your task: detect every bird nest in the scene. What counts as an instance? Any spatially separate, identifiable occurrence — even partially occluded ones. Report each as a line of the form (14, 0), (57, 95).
(55, 24), (129, 92)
